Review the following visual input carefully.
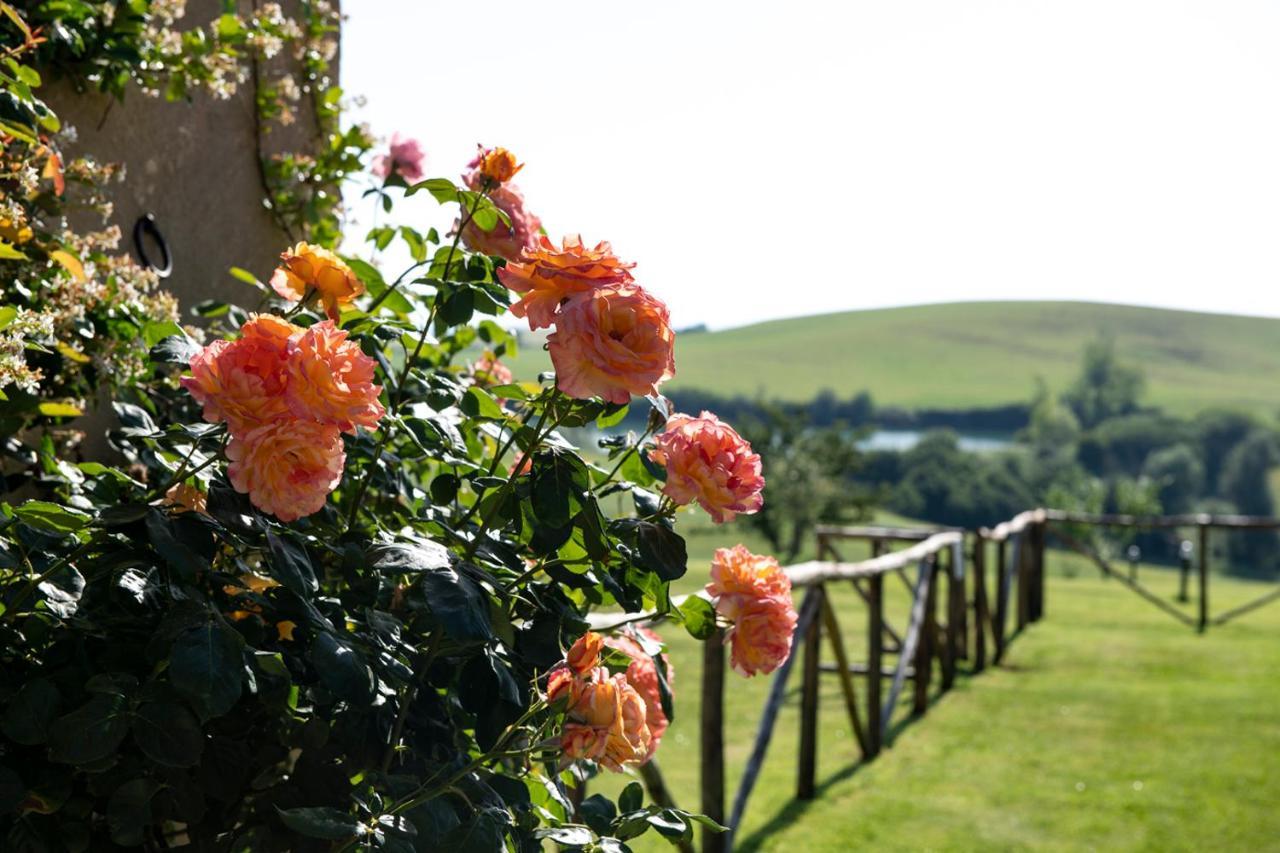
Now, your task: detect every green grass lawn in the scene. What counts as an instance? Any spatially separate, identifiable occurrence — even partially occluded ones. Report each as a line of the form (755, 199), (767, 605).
(506, 302), (1280, 417)
(590, 548), (1280, 851)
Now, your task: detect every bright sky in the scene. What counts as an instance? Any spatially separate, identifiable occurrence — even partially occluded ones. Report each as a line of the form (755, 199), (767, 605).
(342, 0), (1280, 331)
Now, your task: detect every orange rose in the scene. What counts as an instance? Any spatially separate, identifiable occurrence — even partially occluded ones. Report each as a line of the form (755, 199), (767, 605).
(725, 595), (797, 677)
(497, 235), (636, 330)
(269, 242), (365, 322)
(472, 146), (523, 185)
(558, 671), (651, 772)
(651, 411), (765, 523)
(603, 628), (673, 761)
(163, 482), (208, 515)
(226, 419), (345, 522)
(566, 631), (603, 675)
(546, 284), (675, 404)
(181, 314), (300, 437)
(285, 320), (385, 434)
(706, 545), (791, 618)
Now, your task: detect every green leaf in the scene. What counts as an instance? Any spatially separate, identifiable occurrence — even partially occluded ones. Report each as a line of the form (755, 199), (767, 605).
(14, 501), (90, 534)
(48, 693), (131, 763)
(614, 519), (688, 581)
(228, 266), (261, 286)
(0, 306), (16, 331)
(146, 509), (212, 582)
(406, 177), (462, 205)
(277, 806), (362, 841)
(131, 702), (204, 768)
(310, 633), (376, 704)
(413, 565), (493, 643)
(36, 402), (83, 418)
(532, 452), (590, 529)
(0, 240), (28, 260)
(461, 386), (504, 420)
(1, 679), (60, 745)
(150, 333), (203, 365)
(679, 595), (717, 641)
(265, 532), (318, 595)
(169, 622), (244, 719)
(619, 781), (645, 814)
(107, 779), (161, 847)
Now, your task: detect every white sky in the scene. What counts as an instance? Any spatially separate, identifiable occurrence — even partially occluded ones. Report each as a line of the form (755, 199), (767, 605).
(341, 0), (1280, 331)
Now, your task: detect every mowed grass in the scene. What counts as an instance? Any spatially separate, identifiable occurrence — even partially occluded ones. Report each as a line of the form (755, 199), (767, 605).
(589, 545), (1280, 851)
(506, 301), (1280, 417)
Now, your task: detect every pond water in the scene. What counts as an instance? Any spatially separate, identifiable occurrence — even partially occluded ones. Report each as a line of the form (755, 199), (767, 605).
(858, 429), (1015, 453)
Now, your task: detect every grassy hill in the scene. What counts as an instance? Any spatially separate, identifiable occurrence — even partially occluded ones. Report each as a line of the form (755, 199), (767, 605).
(507, 301), (1280, 417)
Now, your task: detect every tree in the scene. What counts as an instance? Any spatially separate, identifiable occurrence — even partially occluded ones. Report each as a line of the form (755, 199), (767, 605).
(1142, 443), (1204, 515)
(736, 404), (870, 562)
(1061, 336), (1145, 429)
(1218, 430), (1280, 572)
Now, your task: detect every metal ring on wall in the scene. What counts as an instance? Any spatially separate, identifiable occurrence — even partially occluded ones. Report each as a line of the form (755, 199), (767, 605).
(132, 213), (172, 278)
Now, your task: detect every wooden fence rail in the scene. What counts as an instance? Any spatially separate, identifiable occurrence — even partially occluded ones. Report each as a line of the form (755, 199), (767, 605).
(582, 507), (1279, 850)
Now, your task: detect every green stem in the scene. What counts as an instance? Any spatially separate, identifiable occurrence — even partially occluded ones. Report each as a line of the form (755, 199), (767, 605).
(343, 191), (486, 531)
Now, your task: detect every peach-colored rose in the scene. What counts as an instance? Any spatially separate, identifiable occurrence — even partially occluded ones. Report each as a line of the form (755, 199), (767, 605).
(372, 132), (426, 183)
(269, 242), (365, 322)
(181, 314), (300, 437)
(650, 411), (764, 524)
(724, 596), (797, 677)
(163, 482), (208, 515)
(226, 419), (345, 522)
(497, 235), (635, 331)
(547, 284), (675, 404)
(603, 628), (673, 760)
(567, 631), (604, 675)
(558, 671), (651, 772)
(285, 320), (385, 434)
(458, 177), (541, 263)
(471, 146), (523, 185)
(472, 351), (514, 387)
(706, 544), (791, 618)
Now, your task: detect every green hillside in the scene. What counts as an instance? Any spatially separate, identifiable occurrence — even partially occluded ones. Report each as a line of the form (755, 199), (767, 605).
(508, 302), (1280, 417)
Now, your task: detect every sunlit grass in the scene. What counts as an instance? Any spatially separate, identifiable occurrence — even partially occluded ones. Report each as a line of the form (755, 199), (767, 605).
(590, 549), (1280, 851)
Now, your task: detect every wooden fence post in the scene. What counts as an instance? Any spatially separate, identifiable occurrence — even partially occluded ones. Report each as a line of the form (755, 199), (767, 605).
(972, 536), (987, 673)
(701, 630), (726, 853)
(913, 557), (936, 716)
(867, 573), (883, 757)
(820, 592), (871, 759)
(1034, 520), (1047, 621)
(941, 546), (957, 691)
(994, 539), (1008, 663)
(1197, 524), (1209, 633)
(1016, 533), (1030, 633)
(797, 585), (823, 800)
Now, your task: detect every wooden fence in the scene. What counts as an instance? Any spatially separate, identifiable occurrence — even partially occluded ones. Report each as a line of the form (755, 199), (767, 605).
(585, 507), (1279, 851)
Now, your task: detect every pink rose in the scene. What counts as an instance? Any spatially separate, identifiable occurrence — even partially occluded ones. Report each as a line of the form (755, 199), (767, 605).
(181, 314), (300, 437)
(546, 284), (675, 404)
(472, 351), (514, 387)
(724, 595), (798, 677)
(285, 320), (385, 434)
(226, 420), (345, 522)
(650, 411), (764, 523)
(372, 132), (426, 183)
(458, 175), (542, 263)
(706, 545), (791, 618)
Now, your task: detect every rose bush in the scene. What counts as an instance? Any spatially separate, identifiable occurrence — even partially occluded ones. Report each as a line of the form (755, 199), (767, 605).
(0, 36), (797, 845)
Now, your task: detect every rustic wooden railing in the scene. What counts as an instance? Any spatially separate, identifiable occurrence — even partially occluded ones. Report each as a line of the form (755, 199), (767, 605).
(1042, 509), (1280, 631)
(586, 511), (1048, 852)
(583, 507), (1278, 850)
